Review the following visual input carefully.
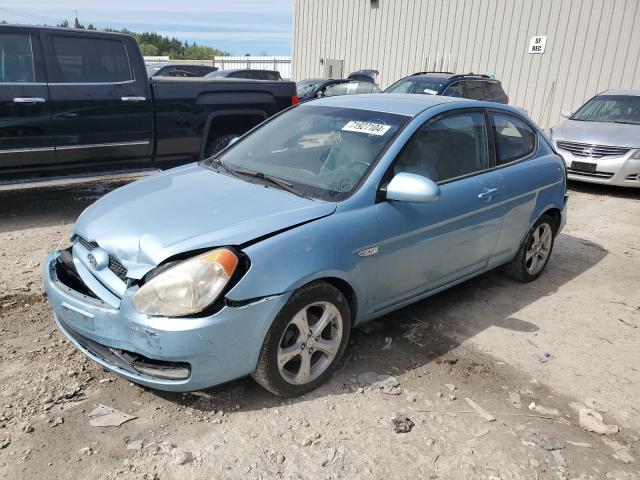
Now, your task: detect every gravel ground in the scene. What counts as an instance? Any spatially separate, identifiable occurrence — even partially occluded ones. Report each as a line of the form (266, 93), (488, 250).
(0, 178), (638, 480)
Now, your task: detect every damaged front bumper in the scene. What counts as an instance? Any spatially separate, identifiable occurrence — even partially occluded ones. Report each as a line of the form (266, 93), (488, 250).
(43, 251), (290, 391)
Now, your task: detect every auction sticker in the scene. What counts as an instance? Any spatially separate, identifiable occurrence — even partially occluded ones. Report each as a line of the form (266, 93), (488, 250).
(342, 121), (391, 136)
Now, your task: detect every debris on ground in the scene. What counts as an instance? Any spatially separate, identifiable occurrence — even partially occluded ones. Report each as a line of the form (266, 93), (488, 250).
(78, 447), (93, 456)
(391, 414), (414, 433)
(552, 449), (568, 467)
(322, 446), (345, 467)
(0, 438), (10, 449)
(579, 408), (619, 435)
(528, 402), (560, 416)
(172, 449), (194, 465)
(445, 383), (457, 391)
(526, 429), (565, 451)
(465, 397), (496, 422)
(88, 404), (137, 427)
(50, 416), (63, 427)
(536, 352), (551, 363)
(373, 375), (402, 395)
(566, 441), (592, 448)
(382, 337), (393, 349)
(126, 440), (144, 450)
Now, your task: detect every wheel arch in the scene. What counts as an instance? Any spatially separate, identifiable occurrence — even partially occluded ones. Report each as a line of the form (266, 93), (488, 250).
(314, 277), (358, 327)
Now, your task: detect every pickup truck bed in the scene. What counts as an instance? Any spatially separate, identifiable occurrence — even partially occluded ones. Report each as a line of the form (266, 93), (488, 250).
(0, 25), (297, 185)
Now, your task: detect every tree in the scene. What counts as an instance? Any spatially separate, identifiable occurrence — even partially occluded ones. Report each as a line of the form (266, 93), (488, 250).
(139, 43), (159, 56)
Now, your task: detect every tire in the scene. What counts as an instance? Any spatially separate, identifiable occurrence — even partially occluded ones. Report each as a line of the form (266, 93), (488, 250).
(252, 281), (351, 397)
(205, 134), (239, 157)
(502, 214), (556, 283)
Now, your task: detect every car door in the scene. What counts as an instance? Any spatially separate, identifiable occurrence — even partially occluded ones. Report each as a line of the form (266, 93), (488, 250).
(372, 109), (506, 310)
(0, 27), (55, 171)
(41, 31), (152, 167)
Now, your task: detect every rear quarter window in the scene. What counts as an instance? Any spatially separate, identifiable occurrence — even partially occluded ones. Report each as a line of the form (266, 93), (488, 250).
(491, 113), (536, 165)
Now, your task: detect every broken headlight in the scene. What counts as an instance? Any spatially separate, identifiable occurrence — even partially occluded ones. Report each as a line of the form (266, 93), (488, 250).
(132, 248), (238, 316)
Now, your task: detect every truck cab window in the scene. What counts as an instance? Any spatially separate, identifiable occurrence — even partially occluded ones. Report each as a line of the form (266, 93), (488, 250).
(0, 33), (35, 83)
(50, 36), (132, 83)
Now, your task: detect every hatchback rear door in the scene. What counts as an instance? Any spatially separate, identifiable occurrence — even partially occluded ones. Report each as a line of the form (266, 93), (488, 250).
(41, 31), (152, 168)
(0, 27), (55, 171)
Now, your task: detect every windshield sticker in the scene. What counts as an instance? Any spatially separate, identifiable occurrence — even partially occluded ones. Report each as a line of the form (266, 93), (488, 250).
(342, 121), (391, 136)
(422, 88), (438, 95)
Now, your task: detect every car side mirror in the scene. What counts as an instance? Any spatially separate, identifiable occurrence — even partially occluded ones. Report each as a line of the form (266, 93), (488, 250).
(561, 110), (573, 118)
(228, 137), (240, 146)
(316, 91), (324, 98)
(385, 172), (440, 203)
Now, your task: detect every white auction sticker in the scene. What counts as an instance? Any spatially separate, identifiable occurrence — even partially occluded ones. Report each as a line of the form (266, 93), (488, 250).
(342, 121), (391, 136)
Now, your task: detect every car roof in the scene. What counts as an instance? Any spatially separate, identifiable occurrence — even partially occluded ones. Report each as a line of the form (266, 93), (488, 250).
(0, 23), (132, 38)
(601, 89), (640, 96)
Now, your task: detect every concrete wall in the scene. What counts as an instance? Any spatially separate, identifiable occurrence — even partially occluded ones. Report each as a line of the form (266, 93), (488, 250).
(292, 0), (640, 128)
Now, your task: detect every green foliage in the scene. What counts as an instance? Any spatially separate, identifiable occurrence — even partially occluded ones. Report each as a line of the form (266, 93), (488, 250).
(52, 19), (229, 59)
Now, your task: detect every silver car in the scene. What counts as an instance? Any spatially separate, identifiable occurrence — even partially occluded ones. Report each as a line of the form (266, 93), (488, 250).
(548, 90), (640, 187)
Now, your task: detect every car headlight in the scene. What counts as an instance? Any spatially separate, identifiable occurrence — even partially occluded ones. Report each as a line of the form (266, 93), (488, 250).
(632, 149), (640, 159)
(132, 248), (238, 316)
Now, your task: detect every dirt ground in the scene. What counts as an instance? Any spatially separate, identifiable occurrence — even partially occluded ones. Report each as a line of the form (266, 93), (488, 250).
(0, 178), (638, 480)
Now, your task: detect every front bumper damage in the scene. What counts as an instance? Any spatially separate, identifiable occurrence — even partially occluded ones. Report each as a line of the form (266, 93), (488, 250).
(43, 250), (290, 391)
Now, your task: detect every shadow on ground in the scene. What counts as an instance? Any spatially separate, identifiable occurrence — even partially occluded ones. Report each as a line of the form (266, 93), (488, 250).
(156, 232), (608, 414)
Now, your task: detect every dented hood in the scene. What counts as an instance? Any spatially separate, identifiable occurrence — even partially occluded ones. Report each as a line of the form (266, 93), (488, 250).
(73, 163), (336, 278)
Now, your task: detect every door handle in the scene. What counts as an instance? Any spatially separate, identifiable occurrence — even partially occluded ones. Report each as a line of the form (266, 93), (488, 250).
(478, 187), (499, 200)
(13, 97), (46, 104)
(121, 96), (146, 102)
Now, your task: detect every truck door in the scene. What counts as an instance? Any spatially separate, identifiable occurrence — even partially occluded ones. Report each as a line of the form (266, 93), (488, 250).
(0, 27), (55, 171)
(41, 31), (152, 168)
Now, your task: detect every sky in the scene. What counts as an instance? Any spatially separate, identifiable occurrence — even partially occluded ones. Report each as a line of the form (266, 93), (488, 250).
(0, 1), (293, 56)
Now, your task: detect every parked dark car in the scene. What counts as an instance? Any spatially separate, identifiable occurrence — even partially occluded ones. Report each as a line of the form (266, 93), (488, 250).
(297, 78), (379, 102)
(205, 69), (283, 81)
(0, 25), (297, 185)
(147, 63), (218, 78)
(384, 72), (509, 103)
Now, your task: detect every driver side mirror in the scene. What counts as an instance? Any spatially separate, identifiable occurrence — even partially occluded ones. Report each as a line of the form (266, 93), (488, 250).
(561, 110), (573, 118)
(316, 90), (325, 98)
(385, 172), (440, 203)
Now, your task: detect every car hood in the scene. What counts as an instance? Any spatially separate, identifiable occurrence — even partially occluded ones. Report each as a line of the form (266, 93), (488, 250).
(73, 163), (337, 278)
(553, 119), (640, 148)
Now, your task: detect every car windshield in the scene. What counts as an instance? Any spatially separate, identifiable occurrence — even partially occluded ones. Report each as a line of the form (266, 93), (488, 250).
(297, 80), (325, 96)
(384, 78), (447, 95)
(571, 95), (640, 125)
(208, 105), (408, 201)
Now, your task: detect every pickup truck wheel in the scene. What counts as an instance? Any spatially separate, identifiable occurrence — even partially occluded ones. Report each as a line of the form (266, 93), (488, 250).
(252, 281), (351, 397)
(502, 214), (556, 282)
(205, 134), (239, 157)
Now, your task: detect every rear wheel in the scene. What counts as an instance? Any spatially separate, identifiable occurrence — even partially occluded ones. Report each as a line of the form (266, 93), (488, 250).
(252, 282), (351, 396)
(502, 214), (556, 282)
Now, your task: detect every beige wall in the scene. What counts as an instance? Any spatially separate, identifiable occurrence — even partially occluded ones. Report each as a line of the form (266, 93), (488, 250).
(292, 0), (640, 128)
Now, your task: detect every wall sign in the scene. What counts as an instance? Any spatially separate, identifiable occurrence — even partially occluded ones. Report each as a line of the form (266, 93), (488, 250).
(528, 36), (547, 54)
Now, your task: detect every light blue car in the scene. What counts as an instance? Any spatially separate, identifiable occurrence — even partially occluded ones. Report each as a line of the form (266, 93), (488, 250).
(43, 94), (568, 396)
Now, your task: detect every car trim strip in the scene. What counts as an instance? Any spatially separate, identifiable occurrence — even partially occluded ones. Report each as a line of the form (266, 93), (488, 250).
(0, 146), (55, 154)
(56, 140), (150, 151)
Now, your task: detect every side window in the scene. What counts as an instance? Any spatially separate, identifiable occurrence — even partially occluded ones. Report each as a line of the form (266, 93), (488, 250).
(491, 113), (536, 164)
(50, 35), (132, 83)
(463, 81), (489, 100)
(0, 33), (36, 82)
(394, 111), (489, 182)
(442, 82), (463, 98)
(484, 83), (507, 103)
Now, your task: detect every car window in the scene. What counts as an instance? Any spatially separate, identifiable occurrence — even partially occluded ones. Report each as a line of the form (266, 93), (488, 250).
(324, 81), (379, 97)
(483, 84), (507, 103)
(491, 113), (536, 164)
(442, 82), (463, 98)
(263, 71), (280, 81)
(384, 77), (446, 95)
(0, 33), (36, 83)
(50, 35), (132, 83)
(571, 95), (640, 125)
(394, 111), (489, 182)
(463, 80), (490, 100)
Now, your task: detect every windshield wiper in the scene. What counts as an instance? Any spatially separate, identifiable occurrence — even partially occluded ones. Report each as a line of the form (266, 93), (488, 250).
(228, 167), (313, 199)
(207, 158), (242, 178)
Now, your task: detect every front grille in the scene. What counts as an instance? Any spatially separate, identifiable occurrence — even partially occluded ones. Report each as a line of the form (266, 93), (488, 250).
(567, 168), (614, 179)
(557, 141), (630, 159)
(76, 236), (128, 281)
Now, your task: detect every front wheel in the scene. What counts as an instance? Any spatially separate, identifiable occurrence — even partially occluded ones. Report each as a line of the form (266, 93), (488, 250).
(252, 282), (351, 397)
(502, 214), (556, 282)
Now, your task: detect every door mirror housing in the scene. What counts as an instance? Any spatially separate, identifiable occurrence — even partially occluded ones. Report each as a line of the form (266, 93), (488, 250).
(385, 172), (441, 203)
(561, 110), (573, 119)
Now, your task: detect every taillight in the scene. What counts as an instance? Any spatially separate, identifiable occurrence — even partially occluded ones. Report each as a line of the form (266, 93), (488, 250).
(291, 95), (299, 106)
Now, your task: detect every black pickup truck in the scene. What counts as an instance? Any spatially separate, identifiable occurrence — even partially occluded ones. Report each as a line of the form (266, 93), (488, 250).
(0, 25), (297, 185)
